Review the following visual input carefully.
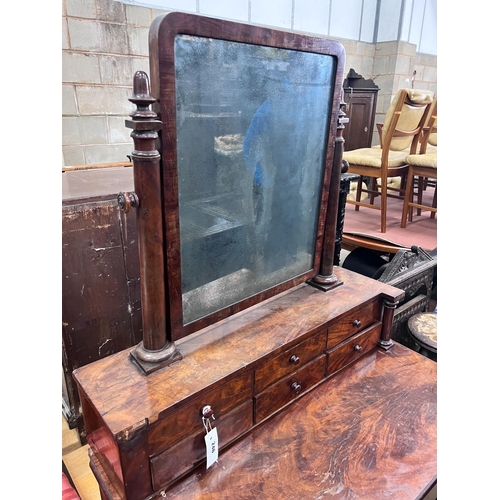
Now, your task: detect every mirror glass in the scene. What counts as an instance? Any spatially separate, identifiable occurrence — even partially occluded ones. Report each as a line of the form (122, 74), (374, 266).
(174, 35), (335, 325)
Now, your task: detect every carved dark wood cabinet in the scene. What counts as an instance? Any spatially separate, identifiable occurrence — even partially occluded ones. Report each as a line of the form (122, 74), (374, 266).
(342, 69), (379, 151)
(377, 246), (437, 347)
(343, 245), (437, 349)
(73, 12), (437, 500)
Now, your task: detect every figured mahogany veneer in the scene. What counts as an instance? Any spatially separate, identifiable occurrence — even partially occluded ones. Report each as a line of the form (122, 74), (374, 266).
(326, 321), (381, 375)
(254, 331), (327, 393)
(255, 355), (326, 423)
(326, 298), (381, 347)
(74, 267), (409, 499)
(147, 371), (252, 456)
(162, 343), (437, 500)
(150, 400), (254, 489)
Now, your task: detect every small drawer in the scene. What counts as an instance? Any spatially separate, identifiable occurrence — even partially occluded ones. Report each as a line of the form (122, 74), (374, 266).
(148, 371), (252, 457)
(326, 299), (381, 348)
(255, 355), (326, 424)
(151, 400), (253, 490)
(326, 321), (381, 376)
(254, 331), (327, 394)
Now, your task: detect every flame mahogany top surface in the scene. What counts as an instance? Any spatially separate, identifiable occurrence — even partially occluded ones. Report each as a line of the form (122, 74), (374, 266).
(73, 267), (403, 437)
(162, 342), (437, 500)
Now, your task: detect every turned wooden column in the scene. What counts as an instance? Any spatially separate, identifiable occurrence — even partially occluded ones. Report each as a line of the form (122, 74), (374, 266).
(379, 298), (398, 350)
(310, 95), (349, 291)
(119, 71), (182, 374)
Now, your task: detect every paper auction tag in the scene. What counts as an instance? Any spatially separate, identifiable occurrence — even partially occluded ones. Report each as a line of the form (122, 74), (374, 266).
(204, 426), (219, 469)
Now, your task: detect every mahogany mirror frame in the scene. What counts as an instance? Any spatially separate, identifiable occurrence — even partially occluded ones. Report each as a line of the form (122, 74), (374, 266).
(124, 11), (347, 372)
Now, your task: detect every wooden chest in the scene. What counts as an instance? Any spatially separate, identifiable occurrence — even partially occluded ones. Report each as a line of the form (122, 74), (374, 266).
(62, 167), (141, 439)
(73, 267), (408, 499)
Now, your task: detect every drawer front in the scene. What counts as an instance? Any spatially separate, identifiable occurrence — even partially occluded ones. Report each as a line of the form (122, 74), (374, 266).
(254, 331), (327, 394)
(326, 299), (381, 348)
(255, 355), (326, 424)
(151, 400), (253, 490)
(148, 371), (252, 456)
(326, 322), (381, 376)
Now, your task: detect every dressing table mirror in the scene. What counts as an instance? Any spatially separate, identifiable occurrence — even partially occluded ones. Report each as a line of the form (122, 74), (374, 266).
(73, 12), (436, 500)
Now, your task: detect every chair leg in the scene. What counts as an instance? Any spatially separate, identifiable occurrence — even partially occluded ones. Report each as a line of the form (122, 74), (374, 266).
(417, 177), (424, 216)
(380, 180), (387, 233)
(355, 178), (362, 211)
(430, 185), (437, 219)
(400, 173), (407, 198)
(401, 169), (414, 228)
(369, 178), (376, 205)
(408, 174), (415, 223)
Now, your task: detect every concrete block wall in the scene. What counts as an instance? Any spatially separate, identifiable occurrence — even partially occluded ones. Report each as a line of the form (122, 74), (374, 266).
(62, 0), (156, 166)
(62, 0), (437, 167)
(370, 41), (437, 141)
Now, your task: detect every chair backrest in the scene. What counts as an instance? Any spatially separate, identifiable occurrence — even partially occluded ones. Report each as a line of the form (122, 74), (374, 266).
(380, 88), (435, 152)
(423, 98), (437, 149)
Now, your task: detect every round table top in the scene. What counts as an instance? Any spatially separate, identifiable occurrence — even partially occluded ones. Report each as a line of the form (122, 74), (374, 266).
(407, 312), (437, 352)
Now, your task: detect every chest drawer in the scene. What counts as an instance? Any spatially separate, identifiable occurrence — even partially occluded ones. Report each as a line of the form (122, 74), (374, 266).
(255, 355), (326, 424)
(148, 371), (252, 457)
(254, 331), (327, 393)
(326, 321), (381, 376)
(326, 299), (381, 348)
(151, 400), (253, 490)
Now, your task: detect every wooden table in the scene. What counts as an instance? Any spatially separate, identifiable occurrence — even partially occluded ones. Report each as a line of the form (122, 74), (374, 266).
(147, 342), (437, 499)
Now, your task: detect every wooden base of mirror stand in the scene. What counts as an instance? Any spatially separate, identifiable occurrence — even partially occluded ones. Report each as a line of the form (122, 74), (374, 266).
(130, 342), (183, 375)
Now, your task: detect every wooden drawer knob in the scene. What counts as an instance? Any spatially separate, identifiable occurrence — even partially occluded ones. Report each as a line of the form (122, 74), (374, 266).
(290, 381), (302, 394)
(352, 319), (362, 328)
(289, 354), (300, 365)
(354, 344), (362, 352)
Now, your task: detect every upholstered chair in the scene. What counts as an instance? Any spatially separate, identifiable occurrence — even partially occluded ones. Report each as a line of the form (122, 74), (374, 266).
(401, 99), (437, 227)
(343, 88), (435, 233)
